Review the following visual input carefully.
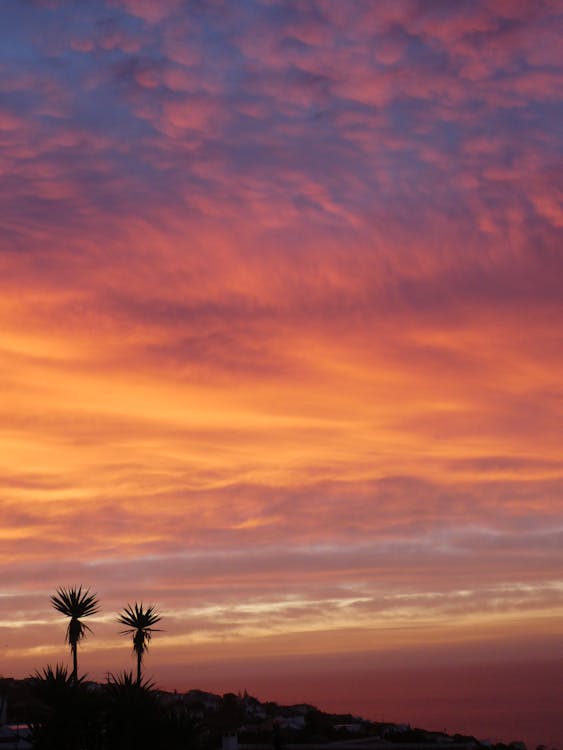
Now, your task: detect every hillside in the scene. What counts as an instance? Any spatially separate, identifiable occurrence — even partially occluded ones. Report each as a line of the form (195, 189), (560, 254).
(1, 677), (550, 750)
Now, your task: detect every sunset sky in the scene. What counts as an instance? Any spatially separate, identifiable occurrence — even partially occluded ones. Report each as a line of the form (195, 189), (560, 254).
(1, 0), (562, 746)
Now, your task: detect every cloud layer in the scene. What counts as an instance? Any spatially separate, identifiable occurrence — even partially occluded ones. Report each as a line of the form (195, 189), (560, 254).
(0, 0), (562, 743)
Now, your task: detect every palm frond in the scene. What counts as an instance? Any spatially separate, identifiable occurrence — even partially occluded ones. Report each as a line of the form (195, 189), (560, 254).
(33, 663), (74, 684)
(117, 602), (161, 630)
(50, 585), (100, 618)
(66, 617), (93, 646)
(105, 670), (156, 693)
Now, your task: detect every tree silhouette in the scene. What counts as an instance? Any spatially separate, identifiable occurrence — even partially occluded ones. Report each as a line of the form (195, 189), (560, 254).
(104, 671), (160, 750)
(117, 603), (161, 684)
(50, 586), (100, 681)
(103, 671), (203, 750)
(30, 664), (103, 750)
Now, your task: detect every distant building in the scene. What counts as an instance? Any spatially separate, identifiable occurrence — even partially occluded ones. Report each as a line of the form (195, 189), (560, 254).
(334, 723), (364, 733)
(277, 715), (306, 730)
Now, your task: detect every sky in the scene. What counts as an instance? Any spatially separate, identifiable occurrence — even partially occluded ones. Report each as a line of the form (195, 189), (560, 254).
(0, 0), (562, 746)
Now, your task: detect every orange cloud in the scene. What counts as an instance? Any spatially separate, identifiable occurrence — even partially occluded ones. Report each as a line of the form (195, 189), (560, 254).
(0, 2), (561, 745)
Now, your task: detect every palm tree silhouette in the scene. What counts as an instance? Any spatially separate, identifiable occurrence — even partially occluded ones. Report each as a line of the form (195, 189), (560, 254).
(117, 603), (161, 684)
(50, 586), (100, 681)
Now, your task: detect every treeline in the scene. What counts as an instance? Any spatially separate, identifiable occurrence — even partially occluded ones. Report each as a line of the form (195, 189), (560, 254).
(27, 666), (201, 750)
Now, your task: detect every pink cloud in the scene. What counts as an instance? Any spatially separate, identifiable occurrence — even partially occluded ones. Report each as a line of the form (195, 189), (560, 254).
(0, 108), (25, 131)
(110, 0), (182, 24)
(162, 95), (218, 131)
(0, 7), (561, 743)
(373, 35), (407, 65)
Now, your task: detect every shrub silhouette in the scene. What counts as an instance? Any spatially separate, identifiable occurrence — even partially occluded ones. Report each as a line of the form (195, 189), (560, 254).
(29, 664), (103, 750)
(103, 671), (162, 750)
(28, 668), (202, 750)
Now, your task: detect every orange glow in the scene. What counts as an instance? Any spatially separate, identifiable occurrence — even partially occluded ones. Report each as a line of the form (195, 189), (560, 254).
(0, 2), (562, 747)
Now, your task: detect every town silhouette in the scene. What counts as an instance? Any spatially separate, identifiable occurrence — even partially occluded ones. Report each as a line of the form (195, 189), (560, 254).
(0, 586), (553, 750)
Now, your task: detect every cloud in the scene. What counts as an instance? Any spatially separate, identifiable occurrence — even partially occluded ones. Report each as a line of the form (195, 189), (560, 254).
(0, 9), (561, 737)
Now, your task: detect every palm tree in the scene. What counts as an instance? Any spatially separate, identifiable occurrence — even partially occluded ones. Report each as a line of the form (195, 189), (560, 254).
(117, 603), (161, 684)
(50, 586), (100, 681)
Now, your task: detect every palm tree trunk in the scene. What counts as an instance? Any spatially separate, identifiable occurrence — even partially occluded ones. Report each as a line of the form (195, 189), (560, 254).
(72, 642), (78, 682)
(136, 650), (142, 685)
